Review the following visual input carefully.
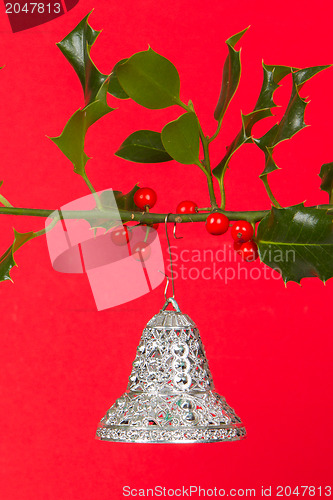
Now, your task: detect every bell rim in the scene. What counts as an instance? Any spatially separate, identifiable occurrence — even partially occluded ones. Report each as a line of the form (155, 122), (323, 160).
(95, 425), (247, 443)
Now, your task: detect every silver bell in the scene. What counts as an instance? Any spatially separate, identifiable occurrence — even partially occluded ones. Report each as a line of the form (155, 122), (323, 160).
(96, 298), (246, 443)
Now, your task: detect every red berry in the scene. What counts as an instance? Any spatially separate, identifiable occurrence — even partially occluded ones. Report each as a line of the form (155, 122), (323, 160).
(231, 220), (254, 242)
(134, 187), (157, 210)
(205, 213), (229, 235)
(133, 241), (151, 261)
(176, 200), (198, 214)
(110, 225), (132, 246)
(233, 240), (243, 254)
(240, 241), (259, 262)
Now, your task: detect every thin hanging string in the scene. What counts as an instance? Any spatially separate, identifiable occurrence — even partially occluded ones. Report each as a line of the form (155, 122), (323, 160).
(164, 214), (175, 299)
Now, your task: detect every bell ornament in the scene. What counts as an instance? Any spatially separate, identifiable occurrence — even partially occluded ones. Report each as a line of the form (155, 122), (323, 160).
(96, 298), (246, 443)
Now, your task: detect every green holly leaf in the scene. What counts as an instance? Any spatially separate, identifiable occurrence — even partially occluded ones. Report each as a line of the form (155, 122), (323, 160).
(214, 27), (249, 122)
(0, 246), (15, 282)
(57, 11), (108, 105)
(50, 78), (114, 176)
(161, 112), (201, 166)
(113, 185), (140, 211)
(116, 48), (181, 109)
(115, 130), (172, 163)
(319, 162), (333, 201)
(0, 230), (35, 283)
(92, 185), (140, 231)
(108, 59), (129, 99)
(213, 63), (295, 187)
(53, 13), (116, 176)
(213, 111), (259, 186)
(254, 65), (330, 177)
(257, 204), (333, 284)
(254, 63), (297, 112)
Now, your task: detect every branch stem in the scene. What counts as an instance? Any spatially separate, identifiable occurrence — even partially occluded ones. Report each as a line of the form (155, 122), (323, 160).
(1, 205), (332, 225)
(0, 206), (269, 223)
(178, 99), (218, 209)
(203, 168), (218, 209)
(196, 115), (218, 208)
(220, 181), (226, 210)
(209, 119), (223, 143)
(261, 175), (282, 208)
(34, 215), (60, 238)
(81, 172), (103, 210)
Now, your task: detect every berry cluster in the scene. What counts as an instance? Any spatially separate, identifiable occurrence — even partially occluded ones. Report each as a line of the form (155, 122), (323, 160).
(110, 224), (153, 261)
(204, 213), (258, 262)
(111, 188), (259, 263)
(230, 221), (258, 262)
(176, 199), (258, 262)
(110, 188), (159, 261)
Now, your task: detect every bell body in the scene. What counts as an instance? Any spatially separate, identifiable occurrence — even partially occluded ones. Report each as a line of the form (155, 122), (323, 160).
(96, 300), (246, 443)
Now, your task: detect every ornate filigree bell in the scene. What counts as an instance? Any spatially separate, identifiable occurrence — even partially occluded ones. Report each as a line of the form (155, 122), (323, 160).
(96, 298), (246, 443)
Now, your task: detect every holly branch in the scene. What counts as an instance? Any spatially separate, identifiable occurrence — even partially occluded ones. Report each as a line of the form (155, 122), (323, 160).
(1, 12), (333, 285)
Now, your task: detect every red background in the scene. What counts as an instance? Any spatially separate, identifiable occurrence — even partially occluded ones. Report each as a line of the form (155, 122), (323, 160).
(0, 1), (332, 499)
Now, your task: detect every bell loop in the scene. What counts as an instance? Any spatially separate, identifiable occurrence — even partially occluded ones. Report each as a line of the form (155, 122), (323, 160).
(161, 296), (181, 313)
